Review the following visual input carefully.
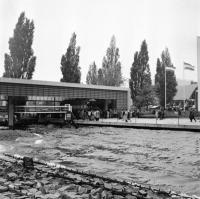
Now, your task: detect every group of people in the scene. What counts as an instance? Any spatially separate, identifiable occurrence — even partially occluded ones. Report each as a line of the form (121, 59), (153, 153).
(77, 106), (198, 123)
(88, 110), (100, 121)
(78, 109), (100, 121)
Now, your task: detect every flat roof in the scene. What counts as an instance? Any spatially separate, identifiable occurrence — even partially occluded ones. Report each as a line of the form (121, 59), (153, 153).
(0, 77), (129, 92)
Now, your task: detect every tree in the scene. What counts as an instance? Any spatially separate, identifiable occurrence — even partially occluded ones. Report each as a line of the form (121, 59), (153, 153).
(3, 12), (36, 79)
(155, 48), (177, 107)
(129, 51), (140, 105)
(97, 68), (103, 85)
(60, 32), (81, 83)
(155, 58), (164, 106)
(100, 35), (123, 86)
(86, 62), (98, 85)
(129, 40), (152, 108)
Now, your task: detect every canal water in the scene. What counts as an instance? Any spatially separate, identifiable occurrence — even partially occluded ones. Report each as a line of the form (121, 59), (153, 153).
(1, 127), (200, 196)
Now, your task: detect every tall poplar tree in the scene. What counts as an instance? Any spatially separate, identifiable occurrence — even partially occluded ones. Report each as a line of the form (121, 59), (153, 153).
(155, 58), (164, 105)
(60, 32), (81, 83)
(129, 40), (152, 108)
(86, 62), (98, 85)
(129, 51), (140, 105)
(3, 12), (36, 79)
(155, 48), (177, 106)
(100, 35), (123, 86)
(97, 68), (103, 85)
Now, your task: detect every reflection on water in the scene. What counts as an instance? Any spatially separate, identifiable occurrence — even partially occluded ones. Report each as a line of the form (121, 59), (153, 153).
(195, 139), (200, 154)
(0, 144), (6, 153)
(1, 127), (200, 196)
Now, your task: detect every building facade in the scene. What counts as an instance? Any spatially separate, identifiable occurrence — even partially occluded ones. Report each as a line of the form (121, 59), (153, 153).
(0, 78), (129, 127)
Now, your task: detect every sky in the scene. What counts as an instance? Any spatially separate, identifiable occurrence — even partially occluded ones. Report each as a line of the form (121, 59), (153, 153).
(0, 0), (200, 85)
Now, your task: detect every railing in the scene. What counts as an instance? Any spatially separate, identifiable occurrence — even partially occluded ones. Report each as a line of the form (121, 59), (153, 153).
(0, 106), (7, 113)
(14, 105), (72, 113)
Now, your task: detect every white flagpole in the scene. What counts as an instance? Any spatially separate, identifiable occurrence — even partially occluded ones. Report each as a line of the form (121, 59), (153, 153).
(183, 62), (186, 111)
(197, 37), (200, 112)
(165, 65), (166, 109)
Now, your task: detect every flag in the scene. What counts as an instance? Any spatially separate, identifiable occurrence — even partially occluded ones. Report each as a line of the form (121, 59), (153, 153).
(165, 66), (176, 71)
(184, 62), (195, 71)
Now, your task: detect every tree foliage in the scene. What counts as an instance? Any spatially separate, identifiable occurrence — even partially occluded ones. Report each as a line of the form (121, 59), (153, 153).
(97, 68), (104, 85)
(86, 62), (98, 85)
(155, 48), (177, 107)
(99, 35), (123, 86)
(60, 32), (81, 83)
(3, 12), (36, 79)
(129, 52), (140, 104)
(129, 40), (152, 108)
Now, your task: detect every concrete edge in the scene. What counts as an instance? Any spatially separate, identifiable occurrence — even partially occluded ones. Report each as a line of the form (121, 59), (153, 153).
(75, 120), (200, 132)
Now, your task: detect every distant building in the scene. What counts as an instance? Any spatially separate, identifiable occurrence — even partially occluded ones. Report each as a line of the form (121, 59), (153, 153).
(173, 83), (198, 108)
(176, 78), (197, 86)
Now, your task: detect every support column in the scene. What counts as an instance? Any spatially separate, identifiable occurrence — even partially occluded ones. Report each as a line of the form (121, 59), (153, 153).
(104, 100), (108, 111)
(8, 96), (14, 128)
(197, 36), (200, 111)
(195, 90), (198, 110)
(127, 89), (131, 110)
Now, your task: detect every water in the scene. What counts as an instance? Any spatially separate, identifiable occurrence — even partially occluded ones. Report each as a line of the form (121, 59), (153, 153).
(1, 127), (200, 196)
(0, 144), (6, 153)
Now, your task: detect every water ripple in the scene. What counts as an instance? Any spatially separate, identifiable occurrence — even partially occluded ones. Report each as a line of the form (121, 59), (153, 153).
(3, 126), (200, 196)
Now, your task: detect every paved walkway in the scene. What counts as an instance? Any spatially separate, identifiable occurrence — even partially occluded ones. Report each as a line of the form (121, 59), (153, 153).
(76, 117), (200, 132)
(100, 117), (200, 126)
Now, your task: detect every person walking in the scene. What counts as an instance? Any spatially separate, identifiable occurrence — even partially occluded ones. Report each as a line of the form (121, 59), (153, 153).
(189, 108), (196, 122)
(95, 110), (100, 121)
(155, 109), (158, 120)
(124, 110), (128, 122)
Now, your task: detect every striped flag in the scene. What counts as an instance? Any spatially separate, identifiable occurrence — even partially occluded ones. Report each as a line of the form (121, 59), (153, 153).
(184, 62), (195, 71)
(165, 66), (176, 71)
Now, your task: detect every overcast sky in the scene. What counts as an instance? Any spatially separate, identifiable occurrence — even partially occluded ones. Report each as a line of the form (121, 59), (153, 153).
(0, 0), (200, 85)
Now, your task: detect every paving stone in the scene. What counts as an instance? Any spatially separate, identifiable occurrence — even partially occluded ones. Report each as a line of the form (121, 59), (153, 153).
(7, 172), (18, 181)
(35, 190), (42, 196)
(0, 185), (8, 193)
(21, 189), (28, 195)
(59, 193), (74, 199)
(138, 189), (147, 196)
(13, 182), (21, 189)
(58, 185), (72, 192)
(115, 195), (124, 199)
(41, 179), (50, 185)
(39, 185), (47, 194)
(22, 180), (35, 187)
(126, 195), (137, 199)
(64, 184), (77, 191)
(0, 196), (10, 199)
(101, 190), (108, 198)
(39, 193), (61, 199)
(28, 188), (38, 194)
(77, 185), (88, 195)
(14, 196), (28, 199)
